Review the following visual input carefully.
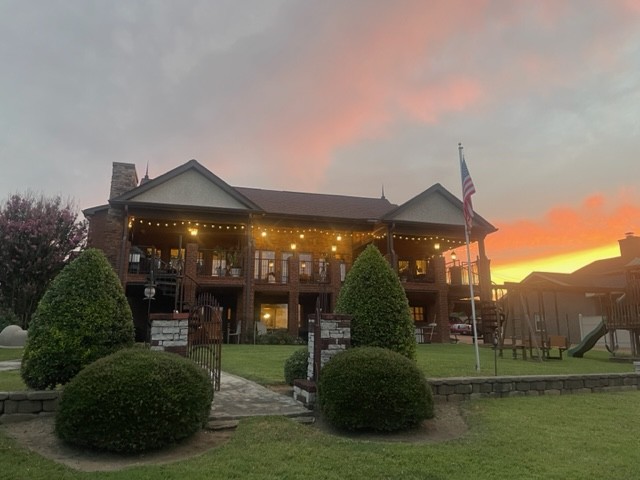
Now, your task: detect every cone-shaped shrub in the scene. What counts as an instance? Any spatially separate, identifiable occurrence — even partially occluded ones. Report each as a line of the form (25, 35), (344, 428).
(21, 248), (134, 389)
(335, 244), (416, 360)
(55, 348), (214, 453)
(318, 347), (433, 432)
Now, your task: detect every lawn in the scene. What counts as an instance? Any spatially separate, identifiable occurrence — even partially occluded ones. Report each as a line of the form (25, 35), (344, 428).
(220, 343), (634, 385)
(0, 343), (634, 392)
(1, 391), (639, 479)
(0, 347), (23, 362)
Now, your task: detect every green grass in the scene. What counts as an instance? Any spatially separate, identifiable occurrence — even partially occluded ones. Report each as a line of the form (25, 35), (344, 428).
(221, 343), (634, 385)
(0, 371), (26, 391)
(222, 344), (302, 384)
(1, 391), (639, 479)
(1, 343), (633, 391)
(415, 343), (634, 378)
(0, 347), (23, 361)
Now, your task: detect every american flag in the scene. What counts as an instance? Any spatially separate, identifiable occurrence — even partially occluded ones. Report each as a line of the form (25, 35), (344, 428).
(460, 156), (476, 231)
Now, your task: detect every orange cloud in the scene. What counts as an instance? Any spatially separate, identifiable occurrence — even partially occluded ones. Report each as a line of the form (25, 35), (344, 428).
(486, 191), (640, 277)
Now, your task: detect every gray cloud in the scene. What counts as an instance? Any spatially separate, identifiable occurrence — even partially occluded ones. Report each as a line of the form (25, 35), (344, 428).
(1, 0), (638, 235)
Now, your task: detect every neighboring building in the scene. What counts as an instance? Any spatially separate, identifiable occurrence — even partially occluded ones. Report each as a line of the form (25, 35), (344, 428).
(501, 233), (640, 355)
(84, 160), (497, 343)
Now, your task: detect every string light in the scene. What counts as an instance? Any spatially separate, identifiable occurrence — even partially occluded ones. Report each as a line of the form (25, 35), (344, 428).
(127, 217), (464, 248)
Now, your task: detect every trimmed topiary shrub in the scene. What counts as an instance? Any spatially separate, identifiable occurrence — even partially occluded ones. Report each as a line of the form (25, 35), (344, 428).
(21, 248), (134, 390)
(55, 347), (214, 453)
(257, 330), (306, 345)
(284, 347), (309, 385)
(335, 244), (416, 360)
(318, 347), (433, 432)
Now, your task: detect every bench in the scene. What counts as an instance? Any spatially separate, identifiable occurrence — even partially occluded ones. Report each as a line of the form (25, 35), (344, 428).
(544, 335), (569, 360)
(499, 339), (527, 360)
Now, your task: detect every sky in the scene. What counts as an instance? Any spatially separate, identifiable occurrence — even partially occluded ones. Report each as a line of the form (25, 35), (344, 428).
(1, 0), (639, 284)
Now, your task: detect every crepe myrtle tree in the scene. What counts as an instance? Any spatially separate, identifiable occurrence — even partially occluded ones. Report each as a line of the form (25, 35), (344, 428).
(0, 193), (86, 328)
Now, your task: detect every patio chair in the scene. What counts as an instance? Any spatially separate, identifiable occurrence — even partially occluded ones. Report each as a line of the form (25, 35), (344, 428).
(227, 322), (241, 344)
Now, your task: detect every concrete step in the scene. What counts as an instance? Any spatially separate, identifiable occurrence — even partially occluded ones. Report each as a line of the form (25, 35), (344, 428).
(206, 419), (239, 431)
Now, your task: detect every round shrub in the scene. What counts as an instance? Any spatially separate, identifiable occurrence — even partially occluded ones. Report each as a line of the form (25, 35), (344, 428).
(284, 347), (309, 385)
(55, 347), (214, 453)
(318, 347), (433, 432)
(21, 248), (134, 390)
(335, 244), (416, 360)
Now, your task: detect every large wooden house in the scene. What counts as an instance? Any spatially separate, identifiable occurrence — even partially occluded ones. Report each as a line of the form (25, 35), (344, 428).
(84, 160), (497, 343)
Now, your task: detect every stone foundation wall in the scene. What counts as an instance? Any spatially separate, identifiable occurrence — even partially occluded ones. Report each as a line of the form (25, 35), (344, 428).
(430, 372), (640, 402)
(0, 391), (60, 424)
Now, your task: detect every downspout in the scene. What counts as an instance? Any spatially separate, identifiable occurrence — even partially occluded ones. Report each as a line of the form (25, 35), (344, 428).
(119, 205), (129, 284)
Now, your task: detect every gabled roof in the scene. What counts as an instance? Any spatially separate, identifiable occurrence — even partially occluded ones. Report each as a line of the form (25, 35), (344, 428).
(110, 159), (262, 212)
(573, 256), (640, 276)
(235, 187), (396, 220)
(382, 183), (496, 232)
(518, 271), (626, 291)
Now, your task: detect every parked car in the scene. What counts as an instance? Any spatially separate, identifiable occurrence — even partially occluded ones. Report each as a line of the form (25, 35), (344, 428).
(450, 323), (473, 335)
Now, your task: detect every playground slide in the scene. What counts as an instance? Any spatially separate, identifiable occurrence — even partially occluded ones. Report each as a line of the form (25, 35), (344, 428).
(567, 320), (607, 358)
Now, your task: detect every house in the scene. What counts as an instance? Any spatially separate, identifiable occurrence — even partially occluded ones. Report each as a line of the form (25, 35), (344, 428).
(499, 233), (640, 356)
(83, 160), (497, 344)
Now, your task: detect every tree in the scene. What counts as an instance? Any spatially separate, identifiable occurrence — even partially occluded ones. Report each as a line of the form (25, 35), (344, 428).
(335, 244), (416, 360)
(21, 248), (134, 390)
(0, 193), (86, 327)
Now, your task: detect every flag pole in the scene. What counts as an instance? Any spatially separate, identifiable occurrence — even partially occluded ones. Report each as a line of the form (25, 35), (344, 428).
(458, 143), (481, 372)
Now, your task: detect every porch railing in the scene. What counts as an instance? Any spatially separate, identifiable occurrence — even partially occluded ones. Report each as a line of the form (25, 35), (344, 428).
(254, 258), (289, 284)
(299, 259), (331, 284)
(196, 249), (244, 278)
(447, 261), (479, 286)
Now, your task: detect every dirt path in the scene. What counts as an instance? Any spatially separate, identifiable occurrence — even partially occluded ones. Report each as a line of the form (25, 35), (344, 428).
(2, 403), (467, 472)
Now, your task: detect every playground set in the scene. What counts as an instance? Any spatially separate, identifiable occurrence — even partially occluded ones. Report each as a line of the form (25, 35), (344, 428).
(490, 266), (640, 361)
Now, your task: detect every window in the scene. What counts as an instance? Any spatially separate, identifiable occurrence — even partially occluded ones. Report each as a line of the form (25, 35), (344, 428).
(410, 306), (424, 322)
(299, 253), (312, 277)
(259, 303), (288, 329)
(254, 250), (275, 280)
(281, 252), (293, 283)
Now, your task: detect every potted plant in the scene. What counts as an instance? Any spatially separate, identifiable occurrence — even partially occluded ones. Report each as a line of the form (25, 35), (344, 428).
(228, 250), (242, 277)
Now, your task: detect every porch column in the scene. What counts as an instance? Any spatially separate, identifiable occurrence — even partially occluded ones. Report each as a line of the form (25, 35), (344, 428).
(184, 242), (199, 309)
(433, 256), (450, 343)
(288, 256), (300, 334)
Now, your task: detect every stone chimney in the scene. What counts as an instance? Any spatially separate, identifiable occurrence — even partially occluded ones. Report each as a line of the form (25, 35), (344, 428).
(109, 163), (139, 199)
(619, 232), (640, 260)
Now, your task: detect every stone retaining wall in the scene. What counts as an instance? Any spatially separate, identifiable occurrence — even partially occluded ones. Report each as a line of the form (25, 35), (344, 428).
(0, 390), (60, 424)
(430, 372), (640, 402)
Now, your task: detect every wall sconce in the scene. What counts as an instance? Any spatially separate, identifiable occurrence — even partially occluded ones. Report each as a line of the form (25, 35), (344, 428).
(434, 242), (440, 250)
(261, 231), (267, 237)
(331, 245), (337, 252)
(291, 243), (297, 250)
(299, 233), (305, 239)
(189, 228), (198, 236)
(451, 252), (457, 261)
(337, 235), (342, 241)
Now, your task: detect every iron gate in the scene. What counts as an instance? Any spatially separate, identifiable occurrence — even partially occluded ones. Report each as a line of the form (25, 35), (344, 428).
(188, 292), (222, 391)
